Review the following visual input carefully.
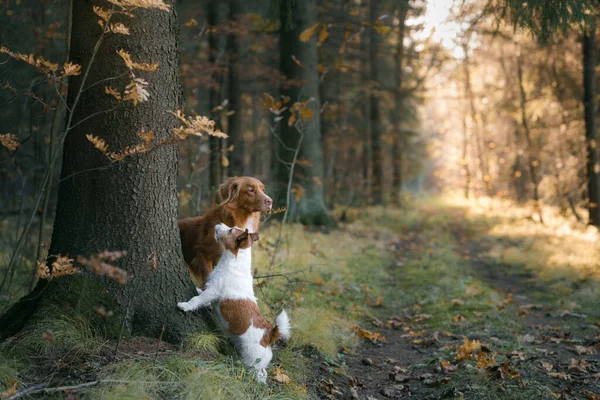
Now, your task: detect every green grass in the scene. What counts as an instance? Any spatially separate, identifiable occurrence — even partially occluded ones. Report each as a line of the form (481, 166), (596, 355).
(1, 196), (598, 399)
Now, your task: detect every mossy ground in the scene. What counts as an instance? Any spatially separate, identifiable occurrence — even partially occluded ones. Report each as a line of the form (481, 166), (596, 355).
(1, 196), (599, 399)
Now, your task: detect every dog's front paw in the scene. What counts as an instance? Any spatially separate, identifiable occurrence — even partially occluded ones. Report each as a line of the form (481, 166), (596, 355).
(177, 302), (193, 312)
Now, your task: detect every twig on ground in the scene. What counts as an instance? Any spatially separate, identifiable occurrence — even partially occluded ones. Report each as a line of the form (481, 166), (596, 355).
(6, 381), (99, 400)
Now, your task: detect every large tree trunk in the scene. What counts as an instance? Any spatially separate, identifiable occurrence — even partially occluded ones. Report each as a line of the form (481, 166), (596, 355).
(391, 1), (408, 205)
(583, 23), (600, 226)
(1, 0), (205, 343)
(368, 0), (384, 204)
(275, 0), (334, 226)
(227, 0), (244, 177)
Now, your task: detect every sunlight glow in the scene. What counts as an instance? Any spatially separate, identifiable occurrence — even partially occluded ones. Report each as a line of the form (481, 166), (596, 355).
(419, 0), (465, 58)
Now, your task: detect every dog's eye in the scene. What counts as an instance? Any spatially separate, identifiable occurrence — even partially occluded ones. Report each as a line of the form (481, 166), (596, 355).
(248, 187), (255, 193)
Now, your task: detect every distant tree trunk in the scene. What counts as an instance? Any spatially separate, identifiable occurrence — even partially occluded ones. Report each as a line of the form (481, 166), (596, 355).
(392, 2), (408, 205)
(360, 30), (370, 204)
(227, 0), (244, 177)
(516, 53), (544, 223)
(369, 0), (384, 204)
(276, 0), (334, 226)
(463, 42), (493, 196)
(0, 0), (205, 343)
(461, 106), (471, 199)
(583, 23), (600, 226)
(208, 0), (222, 196)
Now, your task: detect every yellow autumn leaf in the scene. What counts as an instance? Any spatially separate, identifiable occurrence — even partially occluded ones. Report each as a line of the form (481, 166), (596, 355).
(185, 18), (198, 27)
(86, 134), (109, 154)
(373, 25), (390, 34)
(137, 127), (154, 143)
(179, 189), (191, 206)
(0, 133), (19, 151)
(318, 25), (329, 44)
(221, 153), (229, 167)
(300, 107), (314, 120)
(353, 324), (387, 343)
(455, 338), (481, 360)
(62, 62), (81, 76)
(271, 368), (291, 384)
(108, 23), (130, 35)
(299, 23), (320, 42)
(288, 112), (297, 127)
(476, 352), (496, 368)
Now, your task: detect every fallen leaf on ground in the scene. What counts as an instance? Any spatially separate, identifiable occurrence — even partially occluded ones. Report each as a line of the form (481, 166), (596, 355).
(271, 368), (291, 383)
(0, 381), (17, 399)
(583, 391), (600, 400)
(488, 361), (520, 380)
(464, 283), (481, 296)
(496, 293), (514, 309)
(368, 296), (384, 307)
(440, 359), (457, 373)
(476, 352), (497, 369)
(455, 338), (482, 361)
(506, 351), (526, 360)
(558, 310), (586, 318)
(451, 298), (464, 306)
(568, 357), (591, 373)
(354, 325), (387, 343)
(540, 361), (554, 372)
(548, 372), (571, 380)
(574, 345), (596, 355)
(519, 333), (538, 344)
(452, 313), (465, 323)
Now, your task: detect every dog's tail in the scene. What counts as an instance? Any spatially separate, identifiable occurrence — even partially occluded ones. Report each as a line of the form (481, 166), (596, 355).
(269, 310), (291, 345)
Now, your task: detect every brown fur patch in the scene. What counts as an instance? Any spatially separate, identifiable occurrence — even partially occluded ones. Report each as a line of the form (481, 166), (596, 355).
(178, 177), (270, 288)
(219, 299), (281, 347)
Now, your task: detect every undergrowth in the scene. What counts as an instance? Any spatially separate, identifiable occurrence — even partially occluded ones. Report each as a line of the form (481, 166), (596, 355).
(1, 196), (598, 399)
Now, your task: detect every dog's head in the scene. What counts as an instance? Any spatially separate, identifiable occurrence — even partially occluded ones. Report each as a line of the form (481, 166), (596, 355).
(214, 223), (260, 255)
(218, 176), (272, 213)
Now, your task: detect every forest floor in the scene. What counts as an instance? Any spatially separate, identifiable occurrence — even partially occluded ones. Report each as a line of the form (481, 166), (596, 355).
(1, 196), (599, 399)
(325, 198), (600, 400)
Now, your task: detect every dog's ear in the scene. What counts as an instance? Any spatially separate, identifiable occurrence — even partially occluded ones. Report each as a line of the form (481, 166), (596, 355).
(235, 228), (249, 249)
(249, 232), (260, 243)
(218, 177), (240, 206)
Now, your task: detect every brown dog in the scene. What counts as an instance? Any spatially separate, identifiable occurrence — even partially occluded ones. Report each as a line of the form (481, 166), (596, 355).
(178, 177), (272, 289)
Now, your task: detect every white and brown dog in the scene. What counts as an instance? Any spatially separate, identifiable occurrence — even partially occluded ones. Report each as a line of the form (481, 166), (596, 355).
(177, 223), (290, 383)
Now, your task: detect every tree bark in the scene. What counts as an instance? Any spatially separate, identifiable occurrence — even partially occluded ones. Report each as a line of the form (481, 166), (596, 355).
(1, 0), (206, 343)
(369, 0), (384, 204)
(276, 0), (334, 226)
(227, 0), (244, 177)
(583, 23), (600, 226)
(208, 0), (223, 195)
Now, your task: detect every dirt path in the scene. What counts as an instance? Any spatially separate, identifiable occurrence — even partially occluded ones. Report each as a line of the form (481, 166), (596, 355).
(334, 207), (600, 400)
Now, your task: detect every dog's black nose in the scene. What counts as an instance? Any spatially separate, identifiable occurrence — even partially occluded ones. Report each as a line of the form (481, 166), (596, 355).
(264, 197), (273, 207)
